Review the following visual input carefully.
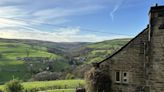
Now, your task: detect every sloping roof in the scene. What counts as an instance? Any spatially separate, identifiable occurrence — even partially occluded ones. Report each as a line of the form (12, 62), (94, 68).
(97, 27), (149, 65)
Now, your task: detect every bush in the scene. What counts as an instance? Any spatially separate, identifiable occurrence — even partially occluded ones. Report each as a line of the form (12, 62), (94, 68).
(65, 73), (75, 79)
(5, 79), (24, 92)
(32, 71), (60, 81)
(85, 68), (111, 92)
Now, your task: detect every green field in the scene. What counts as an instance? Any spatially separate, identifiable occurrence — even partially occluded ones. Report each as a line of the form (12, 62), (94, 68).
(0, 38), (130, 82)
(0, 42), (69, 82)
(45, 89), (75, 92)
(77, 38), (130, 64)
(0, 79), (85, 92)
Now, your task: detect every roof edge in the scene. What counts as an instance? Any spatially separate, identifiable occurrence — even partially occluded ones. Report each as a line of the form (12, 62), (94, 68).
(97, 26), (149, 65)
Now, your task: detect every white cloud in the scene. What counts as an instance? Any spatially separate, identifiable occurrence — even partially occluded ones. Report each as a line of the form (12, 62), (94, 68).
(0, 27), (130, 42)
(0, 0), (127, 24)
(0, 18), (28, 28)
(0, 0), (105, 25)
(0, 6), (26, 18)
(0, 0), (133, 42)
(32, 5), (104, 23)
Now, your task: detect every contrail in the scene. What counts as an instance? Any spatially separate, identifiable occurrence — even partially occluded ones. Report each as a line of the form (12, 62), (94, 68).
(110, 5), (119, 20)
(110, 0), (124, 21)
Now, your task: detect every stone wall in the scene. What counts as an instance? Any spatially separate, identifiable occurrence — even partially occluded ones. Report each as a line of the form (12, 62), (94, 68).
(148, 6), (164, 92)
(99, 28), (149, 92)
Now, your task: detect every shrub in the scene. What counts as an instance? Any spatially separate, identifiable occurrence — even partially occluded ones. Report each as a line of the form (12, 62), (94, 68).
(32, 71), (60, 81)
(5, 79), (24, 92)
(85, 68), (111, 92)
(65, 73), (75, 79)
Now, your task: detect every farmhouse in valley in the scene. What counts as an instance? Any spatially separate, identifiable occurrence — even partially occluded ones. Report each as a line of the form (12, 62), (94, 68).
(86, 4), (164, 92)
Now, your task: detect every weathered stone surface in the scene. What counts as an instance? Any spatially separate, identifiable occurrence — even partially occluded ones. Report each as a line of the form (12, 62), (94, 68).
(86, 5), (164, 92)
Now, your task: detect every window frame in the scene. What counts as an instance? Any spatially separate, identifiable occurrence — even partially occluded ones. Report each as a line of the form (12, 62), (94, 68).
(122, 71), (129, 84)
(114, 71), (129, 84)
(115, 71), (121, 83)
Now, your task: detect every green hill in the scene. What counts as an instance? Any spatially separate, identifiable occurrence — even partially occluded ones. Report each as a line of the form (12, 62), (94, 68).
(72, 38), (131, 64)
(68, 38), (131, 78)
(0, 41), (69, 82)
(0, 38), (131, 82)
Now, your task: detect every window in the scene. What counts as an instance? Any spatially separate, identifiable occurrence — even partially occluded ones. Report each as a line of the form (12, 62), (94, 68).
(115, 71), (129, 84)
(115, 71), (121, 83)
(122, 72), (129, 84)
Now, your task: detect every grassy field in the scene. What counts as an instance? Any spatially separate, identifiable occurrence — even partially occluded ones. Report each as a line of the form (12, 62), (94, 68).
(0, 42), (68, 82)
(0, 38), (131, 83)
(0, 79), (85, 92)
(80, 38), (131, 64)
(43, 89), (75, 92)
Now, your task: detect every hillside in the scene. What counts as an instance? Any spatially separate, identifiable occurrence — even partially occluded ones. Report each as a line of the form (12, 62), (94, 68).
(0, 41), (70, 82)
(72, 38), (131, 64)
(71, 38), (131, 78)
(0, 38), (89, 55)
(0, 38), (131, 82)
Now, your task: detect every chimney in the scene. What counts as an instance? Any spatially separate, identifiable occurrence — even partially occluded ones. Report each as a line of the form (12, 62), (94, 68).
(155, 3), (158, 7)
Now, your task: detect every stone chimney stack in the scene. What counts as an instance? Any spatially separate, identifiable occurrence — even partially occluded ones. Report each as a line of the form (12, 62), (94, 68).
(148, 5), (164, 92)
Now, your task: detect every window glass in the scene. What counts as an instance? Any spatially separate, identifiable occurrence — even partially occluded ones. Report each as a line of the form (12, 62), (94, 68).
(124, 72), (127, 76)
(116, 72), (120, 81)
(123, 72), (129, 83)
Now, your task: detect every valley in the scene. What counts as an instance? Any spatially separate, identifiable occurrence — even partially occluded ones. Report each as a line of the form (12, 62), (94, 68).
(0, 38), (130, 90)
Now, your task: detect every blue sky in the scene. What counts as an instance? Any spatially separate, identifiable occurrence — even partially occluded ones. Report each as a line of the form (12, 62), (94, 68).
(0, 0), (164, 42)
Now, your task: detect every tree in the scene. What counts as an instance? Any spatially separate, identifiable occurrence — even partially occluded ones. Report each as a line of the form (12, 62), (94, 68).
(5, 79), (24, 92)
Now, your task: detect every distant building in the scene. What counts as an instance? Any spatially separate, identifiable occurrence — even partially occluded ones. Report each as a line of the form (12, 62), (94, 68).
(87, 5), (164, 92)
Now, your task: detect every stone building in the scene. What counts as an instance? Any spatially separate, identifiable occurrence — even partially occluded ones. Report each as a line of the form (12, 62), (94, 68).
(87, 5), (164, 92)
